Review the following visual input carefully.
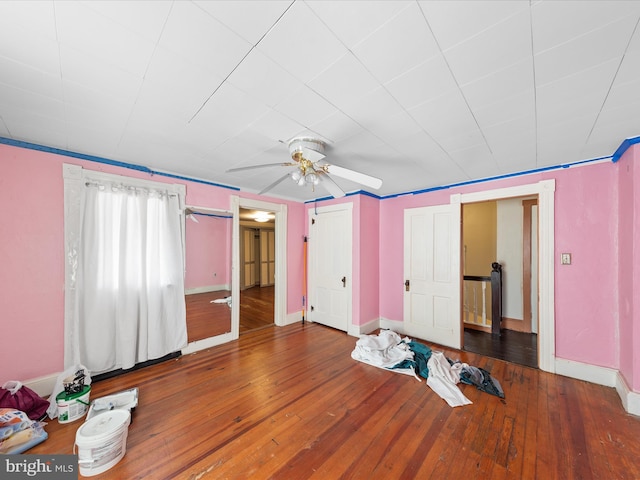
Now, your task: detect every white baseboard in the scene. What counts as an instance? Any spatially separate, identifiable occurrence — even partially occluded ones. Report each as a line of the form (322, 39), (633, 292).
(182, 332), (236, 355)
(554, 358), (618, 387)
(379, 317), (406, 334)
(185, 284), (230, 295)
(554, 358), (640, 417)
(616, 372), (640, 417)
(24, 373), (59, 398)
(348, 318), (380, 337)
(281, 311), (304, 326)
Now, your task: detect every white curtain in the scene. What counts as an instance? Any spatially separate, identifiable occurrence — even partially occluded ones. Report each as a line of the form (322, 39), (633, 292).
(73, 179), (187, 374)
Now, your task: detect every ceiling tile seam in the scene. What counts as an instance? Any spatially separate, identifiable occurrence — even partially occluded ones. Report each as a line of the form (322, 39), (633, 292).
(115, 2), (175, 154)
(188, 0), (296, 125)
(0, 115), (11, 138)
(531, 7), (640, 57)
(284, 5), (402, 146)
(430, 2), (529, 54)
(529, 0), (539, 168)
(305, 0), (413, 51)
(301, 2), (458, 170)
(416, 2), (493, 173)
(584, 15), (640, 147)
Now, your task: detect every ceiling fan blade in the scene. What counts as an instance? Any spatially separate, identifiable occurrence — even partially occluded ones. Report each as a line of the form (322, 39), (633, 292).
(324, 164), (382, 190)
(319, 173), (345, 199)
(259, 173), (292, 195)
(227, 162), (293, 173)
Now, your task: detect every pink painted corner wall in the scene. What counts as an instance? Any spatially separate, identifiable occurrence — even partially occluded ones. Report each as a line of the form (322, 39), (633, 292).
(0, 143), (304, 383)
(617, 144), (640, 391)
(303, 194), (380, 328)
(356, 195), (380, 326)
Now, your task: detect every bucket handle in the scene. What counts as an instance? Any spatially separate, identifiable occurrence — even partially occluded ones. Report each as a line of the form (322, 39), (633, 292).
(73, 443), (96, 465)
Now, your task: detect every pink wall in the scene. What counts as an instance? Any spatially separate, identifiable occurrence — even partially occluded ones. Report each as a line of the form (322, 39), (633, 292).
(1, 147), (65, 382)
(378, 165), (621, 371)
(3, 139), (639, 395)
(0, 143), (304, 383)
(184, 214), (232, 290)
(617, 144), (640, 391)
(304, 194), (380, 327)
(553, 164), (618, 367)
(357, 195), (380, 326)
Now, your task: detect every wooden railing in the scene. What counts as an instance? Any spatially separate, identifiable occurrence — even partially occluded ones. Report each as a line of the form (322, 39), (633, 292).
(463, 262), (502, 336)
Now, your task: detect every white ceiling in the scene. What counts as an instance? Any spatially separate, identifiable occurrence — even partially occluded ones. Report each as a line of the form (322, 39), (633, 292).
(1, 1), (639, 202)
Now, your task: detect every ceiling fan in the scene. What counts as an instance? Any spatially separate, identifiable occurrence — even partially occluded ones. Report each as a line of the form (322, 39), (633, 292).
(226, 137), (382, 198)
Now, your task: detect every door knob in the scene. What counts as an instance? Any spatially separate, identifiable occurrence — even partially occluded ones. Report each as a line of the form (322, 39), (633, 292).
(342, 276), (346, 287)
(405, 279), (410, 291)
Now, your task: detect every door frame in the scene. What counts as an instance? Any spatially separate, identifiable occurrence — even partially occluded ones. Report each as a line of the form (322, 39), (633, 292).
(456, 179), (555, 372)
(522, 198), (538, 333)
(232, 197), (287, 334)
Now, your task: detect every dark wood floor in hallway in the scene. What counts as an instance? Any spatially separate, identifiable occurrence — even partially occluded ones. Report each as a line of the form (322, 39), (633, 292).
(30, 323), (640, 479)
(464, 328), (538, 368)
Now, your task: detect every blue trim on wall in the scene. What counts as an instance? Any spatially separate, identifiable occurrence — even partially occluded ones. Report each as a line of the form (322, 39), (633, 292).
(0, 136), (240, 191)
(4, 134), (639, 202)
(612, 136), (640, 163)
(380, 154), (614, 199)
(305, 153), (614, 203)
(191, 212), (233, 219)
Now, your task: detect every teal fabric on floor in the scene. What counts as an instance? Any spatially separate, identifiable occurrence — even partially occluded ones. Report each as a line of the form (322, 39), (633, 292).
(392, 341), (432, 379)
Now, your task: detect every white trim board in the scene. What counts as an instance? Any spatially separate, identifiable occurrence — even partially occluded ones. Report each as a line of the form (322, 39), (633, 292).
(232, 197), (287, 330)
(185, 285), (230, 295)
(455, 179), (556, 373)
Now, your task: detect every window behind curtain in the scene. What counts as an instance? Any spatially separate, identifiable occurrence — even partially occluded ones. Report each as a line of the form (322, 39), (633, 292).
(64, 165), (187, 375)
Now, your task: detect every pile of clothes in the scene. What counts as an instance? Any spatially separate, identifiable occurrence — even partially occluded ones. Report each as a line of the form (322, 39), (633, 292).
(351, 330), (504, 407)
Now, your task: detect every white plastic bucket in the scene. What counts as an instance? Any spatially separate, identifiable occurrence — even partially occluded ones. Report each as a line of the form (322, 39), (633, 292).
(74, 409), (131, 477)
(56, 386), (91, 423)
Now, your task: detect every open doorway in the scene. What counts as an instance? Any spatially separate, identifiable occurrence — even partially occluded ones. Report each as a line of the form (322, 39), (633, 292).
(461, 197), (538, 368)
(239, 208), (276, 334)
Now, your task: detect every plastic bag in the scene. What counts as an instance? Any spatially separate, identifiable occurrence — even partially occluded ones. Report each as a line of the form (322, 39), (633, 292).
(0, 381), (49, 421)
(47, 365), (92, 420)
(0, 408), (48, 454)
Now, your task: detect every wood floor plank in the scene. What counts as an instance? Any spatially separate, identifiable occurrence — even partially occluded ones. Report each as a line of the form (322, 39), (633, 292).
(27, 323), (640, 479)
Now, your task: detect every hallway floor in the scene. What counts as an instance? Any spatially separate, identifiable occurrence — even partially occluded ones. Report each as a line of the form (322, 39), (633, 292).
(464, 328), (538, 368)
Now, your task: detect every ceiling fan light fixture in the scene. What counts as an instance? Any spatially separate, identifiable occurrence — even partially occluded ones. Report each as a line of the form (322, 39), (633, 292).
(290, 170), (302, 183)
(305, 172), (319, 185)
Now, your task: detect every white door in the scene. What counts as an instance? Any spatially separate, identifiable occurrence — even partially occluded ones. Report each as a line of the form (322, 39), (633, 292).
(404, 203), (461, 348)
(307, 204), (352, 332)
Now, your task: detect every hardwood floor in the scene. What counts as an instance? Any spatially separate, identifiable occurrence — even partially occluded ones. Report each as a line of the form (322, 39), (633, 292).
(239, 285), (274, 333)
(30, 323), (640, 479)
(185, 291), (231, 342)
(464, 328), (538, 368)
(186, 286), (273, 342)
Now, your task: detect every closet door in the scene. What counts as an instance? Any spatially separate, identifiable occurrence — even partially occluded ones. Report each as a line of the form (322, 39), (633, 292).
(307, 204), (352, 332)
